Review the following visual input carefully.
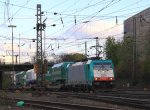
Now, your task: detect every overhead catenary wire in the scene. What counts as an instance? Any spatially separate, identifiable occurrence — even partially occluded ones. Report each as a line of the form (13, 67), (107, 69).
(0, 0), (33, 24)
(2, 11), (148, 43)
(0, 8), (146, 39)
(49, 7), (150, 41)
(0, 0), (149, 61)
(45, 0), (147, 33)
(14, 5), (150, 42)
(45, 0), (114, 25)
(0, 0), (147, 21)
(65, 0), (122, 38)
(0, 0), (146, 30)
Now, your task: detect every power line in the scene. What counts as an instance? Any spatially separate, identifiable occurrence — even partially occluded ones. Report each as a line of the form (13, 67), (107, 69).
(61, 0), (122, 38)
(45, 0), (113, 25)
(5, 0), (32, 24)
(0, 0), (149, 48)
(46, 0), (70, 11)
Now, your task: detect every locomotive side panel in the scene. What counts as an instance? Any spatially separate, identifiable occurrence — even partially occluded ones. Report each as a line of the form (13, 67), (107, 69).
(66, 64), (87, 85)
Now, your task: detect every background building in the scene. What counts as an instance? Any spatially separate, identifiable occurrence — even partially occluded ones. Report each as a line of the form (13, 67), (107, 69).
(124, 7), (150, 59)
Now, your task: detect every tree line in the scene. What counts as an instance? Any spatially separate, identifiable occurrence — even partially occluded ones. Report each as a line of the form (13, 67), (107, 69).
(48, 35), (150, 86)
(105, 35), (150, 86)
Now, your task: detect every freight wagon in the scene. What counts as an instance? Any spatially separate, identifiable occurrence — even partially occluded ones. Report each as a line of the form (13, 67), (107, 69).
(15, 71), (26, 88)
(15, 69), (37, 89)
(46, 62), (73, 91)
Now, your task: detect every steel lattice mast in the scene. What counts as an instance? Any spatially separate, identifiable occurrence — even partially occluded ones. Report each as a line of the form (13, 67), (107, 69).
(35, 4), (44, 86)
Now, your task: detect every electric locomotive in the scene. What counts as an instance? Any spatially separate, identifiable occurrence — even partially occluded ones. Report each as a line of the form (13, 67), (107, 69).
(14, 60), (115, 91)
(65, 60), (115, 91)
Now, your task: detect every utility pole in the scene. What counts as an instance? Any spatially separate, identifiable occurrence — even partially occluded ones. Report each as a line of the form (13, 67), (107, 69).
(8, 25), (16, 65)
(132, 17), (137, 84)
(44, 30), (46, 59)
(19, 34), (20, 64)
(96, 37), (99, 57)
(8, 24), (16, 84)
(15, 55), (18, 64)
(85, 41), (87, 57)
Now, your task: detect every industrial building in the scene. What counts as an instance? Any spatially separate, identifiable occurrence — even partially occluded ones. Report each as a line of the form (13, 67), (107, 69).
(124, 7), (150, 59)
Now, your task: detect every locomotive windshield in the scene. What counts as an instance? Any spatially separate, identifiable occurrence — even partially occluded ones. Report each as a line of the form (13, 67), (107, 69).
(94, 62), (112, 71)
(93, 61), (114, 79)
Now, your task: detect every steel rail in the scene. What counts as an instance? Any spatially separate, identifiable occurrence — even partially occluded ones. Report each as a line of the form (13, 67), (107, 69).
(46, 92), (150, 109)
(0, 97), (113, 110)
(73, 93), (150, 109)
(1, 90), (150, 109)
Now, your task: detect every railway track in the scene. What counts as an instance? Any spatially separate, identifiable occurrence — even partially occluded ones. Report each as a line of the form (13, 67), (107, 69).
(1, 90), (150, 109)
(51, 89), (150, 99)
(50, 92), (150, 109)
(75, 94), (150, 109)
(0, 96), (113, 110)
(97, 91), (150, 99)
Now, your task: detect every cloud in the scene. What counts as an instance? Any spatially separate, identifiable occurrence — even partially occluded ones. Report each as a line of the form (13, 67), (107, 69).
(0, 42), (36, 63)
(1, 20), (123, 63)
(83, 21), (123, 37)
(0, 24), (9, 28)
(45, 20), (123, 57)
(61, 20), (123, 39)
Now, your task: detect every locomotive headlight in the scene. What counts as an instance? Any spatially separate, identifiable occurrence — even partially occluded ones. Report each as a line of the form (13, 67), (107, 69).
(103, 71), (105, 73)
(110, 78), (113, 80)
(95, 78), (97, 80)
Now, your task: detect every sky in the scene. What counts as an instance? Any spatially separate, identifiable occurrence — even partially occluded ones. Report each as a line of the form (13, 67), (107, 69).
(0, 0), (149, 63)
